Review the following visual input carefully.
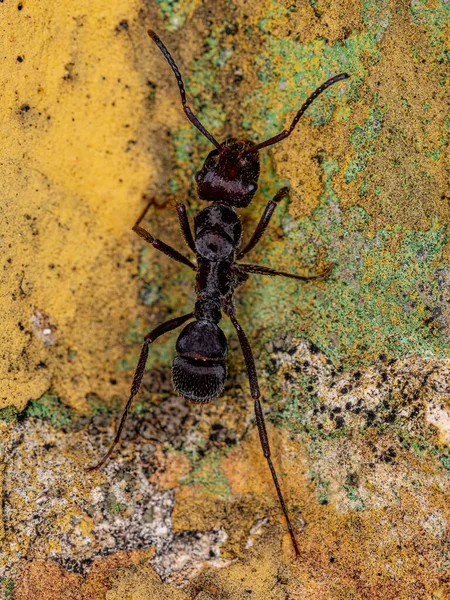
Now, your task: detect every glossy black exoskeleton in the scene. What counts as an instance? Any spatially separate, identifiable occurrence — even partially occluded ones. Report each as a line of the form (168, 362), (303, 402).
(87, 30), (349, 557)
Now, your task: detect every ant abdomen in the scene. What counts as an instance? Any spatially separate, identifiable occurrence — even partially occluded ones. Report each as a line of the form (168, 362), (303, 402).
(172, 356), (227, 403)
(172, 320), (228, 402)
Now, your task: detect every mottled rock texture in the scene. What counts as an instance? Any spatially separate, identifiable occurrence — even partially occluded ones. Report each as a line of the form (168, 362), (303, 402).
(1, 0), (449, 598)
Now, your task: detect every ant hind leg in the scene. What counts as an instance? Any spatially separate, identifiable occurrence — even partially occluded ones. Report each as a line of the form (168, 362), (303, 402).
(85, 312), (194, 472)
(226, 306), (301, 557)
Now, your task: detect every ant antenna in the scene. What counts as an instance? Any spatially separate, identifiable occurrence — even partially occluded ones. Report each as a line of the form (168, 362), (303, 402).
(148, 30), (222, 150)
(249, 72), (350, 153)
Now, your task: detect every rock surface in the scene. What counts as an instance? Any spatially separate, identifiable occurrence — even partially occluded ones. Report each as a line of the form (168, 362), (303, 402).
(1, 1), (449, 598)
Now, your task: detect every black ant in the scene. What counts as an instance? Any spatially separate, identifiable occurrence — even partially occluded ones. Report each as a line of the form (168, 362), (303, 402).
(86, 30), (349, 557)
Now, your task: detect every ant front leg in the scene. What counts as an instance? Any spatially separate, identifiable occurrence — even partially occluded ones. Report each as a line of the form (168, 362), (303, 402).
(85, 312), (194, 472)
(236, 187), (289, 260)
(226, 305), (300, 557)
(133, 199), (196, 270)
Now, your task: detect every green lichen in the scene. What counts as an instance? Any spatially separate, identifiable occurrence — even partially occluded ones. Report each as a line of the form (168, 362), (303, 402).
(240, 155), (450, 370)
(0, 405), (19, 423)
(120, 243), (196, 374)
(241, 31), (379, 141)
(0, 578), (14, 600)
(345, 99), (385, 183)
(181, 450), (232, 498)
(441, 455), (450, 471)
(86, 393), (120, 416)
(109, 502), (127, 513)
(362, 0), (391, 41)
(257, 5), (295, 34)
(409, 0), (450, 58)
(344, 472), (365, 511)
(25, 393), (74, 427)
(312, 474), (330, 505)
(154, 0), (200, 32)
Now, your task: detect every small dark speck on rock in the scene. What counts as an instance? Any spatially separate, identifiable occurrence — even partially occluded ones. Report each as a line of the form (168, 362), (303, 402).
(119, 19), (129, 30)
(17, 55), (23, 62)
(18, 2), (23, 9)
(225, 23), (238, 35)
(366, 410), (376, 425)
(20, 104), (30, 112)
(142, 507), (154, 523)
(335, 416), (345, 428)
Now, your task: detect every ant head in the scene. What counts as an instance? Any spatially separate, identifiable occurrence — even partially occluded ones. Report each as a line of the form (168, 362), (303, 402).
(195, 138), (260, 208)
(148, 30), (349, 208)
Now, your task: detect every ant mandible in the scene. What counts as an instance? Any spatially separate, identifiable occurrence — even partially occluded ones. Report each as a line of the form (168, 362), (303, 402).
(87, 30), (349, 557)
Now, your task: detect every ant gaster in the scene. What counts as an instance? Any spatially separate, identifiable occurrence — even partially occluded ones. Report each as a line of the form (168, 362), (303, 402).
(87, 30), (349, 557)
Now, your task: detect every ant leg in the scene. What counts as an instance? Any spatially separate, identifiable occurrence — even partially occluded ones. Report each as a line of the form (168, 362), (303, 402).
(176, 203), (196, 253)
(85, 312), (194, 472)
(236, 187), (289, 260)
(132, 200), (196, 271)
(234, 262), (334, 281)
(227, 308), (300, 557)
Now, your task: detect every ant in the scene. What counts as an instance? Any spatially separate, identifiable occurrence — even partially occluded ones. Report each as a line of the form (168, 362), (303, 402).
(86, 29), (349, 557)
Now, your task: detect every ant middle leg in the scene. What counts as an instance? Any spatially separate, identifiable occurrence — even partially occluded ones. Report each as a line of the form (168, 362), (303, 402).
(133, 199), (196, 270)
(85, 312), (194, 472)
(233, 261), (334, 281)
(226, 306), (300, 557)
(236, 187), (289, 260)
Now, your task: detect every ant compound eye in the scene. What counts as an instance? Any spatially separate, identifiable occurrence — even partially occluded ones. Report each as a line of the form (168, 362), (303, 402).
(204, 152), (219, 170)
(248, 183), (256, 193)
(196, 171), (203, 182)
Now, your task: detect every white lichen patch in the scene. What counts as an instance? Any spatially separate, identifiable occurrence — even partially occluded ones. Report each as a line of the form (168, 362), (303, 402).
(0, 418), (226, 583)
(271, 338), (450, 518)
(426, 401), (450, 445)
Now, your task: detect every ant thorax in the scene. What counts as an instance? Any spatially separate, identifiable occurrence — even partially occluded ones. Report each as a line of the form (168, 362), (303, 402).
(194, 203), (242, 261)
